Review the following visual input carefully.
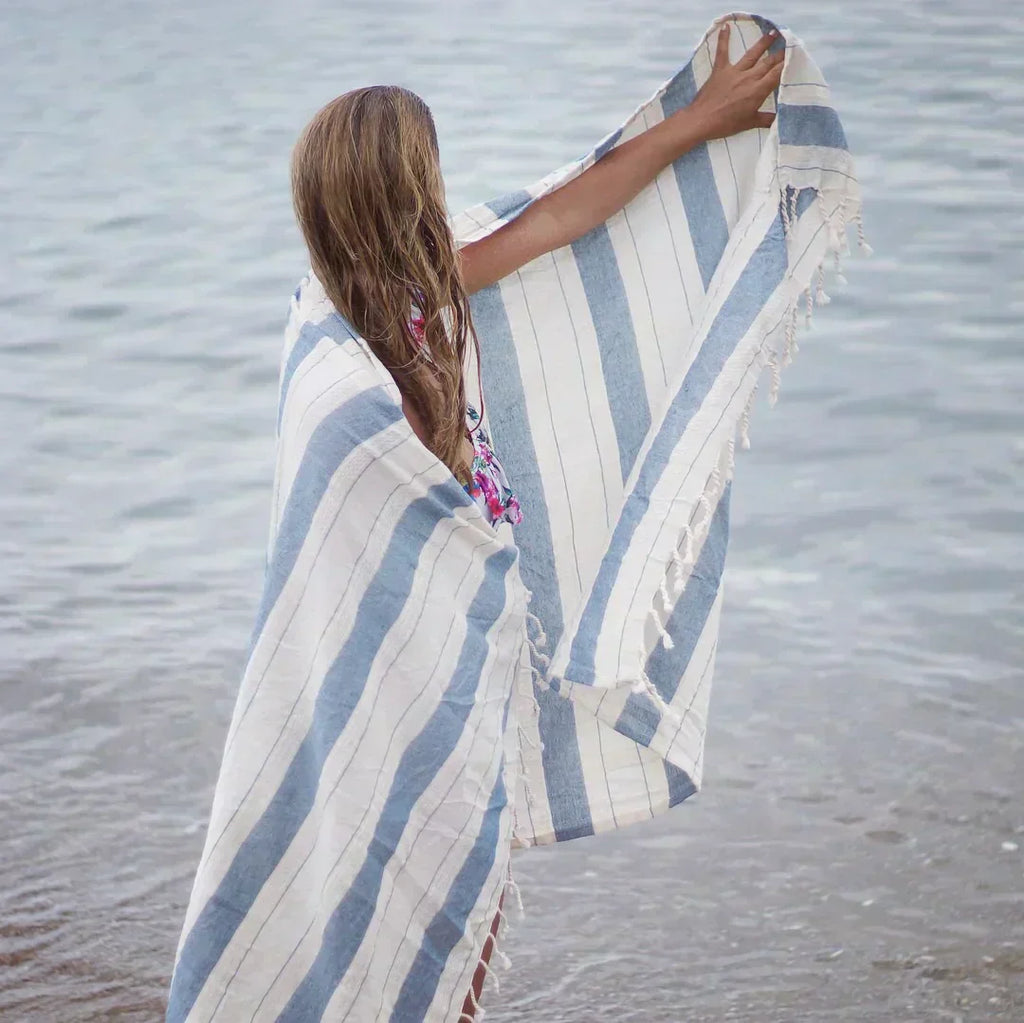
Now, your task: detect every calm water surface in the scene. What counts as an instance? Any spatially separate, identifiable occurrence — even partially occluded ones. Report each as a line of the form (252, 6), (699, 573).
(2, 0), (1022, 1019)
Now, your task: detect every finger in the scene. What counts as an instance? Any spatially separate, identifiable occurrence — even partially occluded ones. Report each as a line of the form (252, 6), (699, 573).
(754, 111), (775, 129)
(735, 28), (777, 70)
(714, 22), (730, 70)
(758, 54), (784, 87)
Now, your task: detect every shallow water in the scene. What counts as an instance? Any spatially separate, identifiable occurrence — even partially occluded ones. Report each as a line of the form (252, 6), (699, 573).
(2, 0), (1022, 1019)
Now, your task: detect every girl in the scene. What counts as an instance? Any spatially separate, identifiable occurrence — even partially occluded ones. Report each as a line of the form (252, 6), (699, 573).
(288, 22), (781, 1021)
(291, 22), (782, 534)
(169, 22), (782, 1023)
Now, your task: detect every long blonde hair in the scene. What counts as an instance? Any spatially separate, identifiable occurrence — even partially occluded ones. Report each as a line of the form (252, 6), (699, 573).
(290, 85), (481, 483)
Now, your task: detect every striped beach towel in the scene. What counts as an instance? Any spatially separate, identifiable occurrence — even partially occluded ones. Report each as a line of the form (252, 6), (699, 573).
(167, 11), (864, 1022)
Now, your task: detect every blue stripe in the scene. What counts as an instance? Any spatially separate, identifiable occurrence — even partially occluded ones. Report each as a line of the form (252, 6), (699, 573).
(570, 225), (652, 481)
(279, 547), (516, 1021)
(594, 126), (623, 161)
(277, 312), (354, 432)
(389, 762), (508, 1022)
(484, 189), (533, 221)
(661, 64), (729, 290)
(615, 486), (731, 745)
(567, 211), (786, 684)
(250, 387), (403, 659)
(166, 483), (477, 1023)
(665, 761), (697, 806)
(749, 13), (785, 39)
(387, 652), (517, 1020)
(747, 16), (786, 63)
(468, 284), (594, 842)
(778, 103), (849, 150)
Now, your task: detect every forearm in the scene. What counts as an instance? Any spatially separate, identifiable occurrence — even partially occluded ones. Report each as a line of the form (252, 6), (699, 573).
(459, 108), (709, 293)
(520, 107), (710, 251)
(458, 29), (780, 295)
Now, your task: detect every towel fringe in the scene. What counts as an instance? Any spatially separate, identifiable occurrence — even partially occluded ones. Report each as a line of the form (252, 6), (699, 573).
(460, 859), (522, 1021)
(783, 304), (799, 365)
(458, 986), (483, 1023)
(517, 152), (867, 735)
(506, 867), (525, 920)
(634, 172), (867, 672)
(524, 609), (547, 649)
(768, 347), (782, 406)
(738, 383), (756, 449)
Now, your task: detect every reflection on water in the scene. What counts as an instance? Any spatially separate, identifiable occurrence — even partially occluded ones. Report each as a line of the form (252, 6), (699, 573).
(2, 0), (1022, 1018)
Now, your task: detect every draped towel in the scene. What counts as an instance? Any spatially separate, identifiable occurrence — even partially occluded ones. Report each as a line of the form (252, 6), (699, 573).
(167, 12), (864, 1022)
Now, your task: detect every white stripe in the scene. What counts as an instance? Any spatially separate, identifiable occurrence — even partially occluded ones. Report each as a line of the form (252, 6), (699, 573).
(654, 590), (723, 776)
(335, 612), (524, 1022)
(185, 438), (468, 936)
(498, 270), (586, 602)
(516, 247), (621, 567)
(194, 532), (518, 1020)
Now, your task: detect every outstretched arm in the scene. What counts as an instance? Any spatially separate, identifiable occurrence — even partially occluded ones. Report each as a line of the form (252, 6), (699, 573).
(459, 23), (784, 296)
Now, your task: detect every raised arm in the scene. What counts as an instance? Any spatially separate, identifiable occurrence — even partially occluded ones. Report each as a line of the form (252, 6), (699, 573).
(459, 23), (783, 296)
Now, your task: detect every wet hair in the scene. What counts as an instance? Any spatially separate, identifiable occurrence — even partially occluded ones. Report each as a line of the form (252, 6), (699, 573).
(291, 85), (481, 482)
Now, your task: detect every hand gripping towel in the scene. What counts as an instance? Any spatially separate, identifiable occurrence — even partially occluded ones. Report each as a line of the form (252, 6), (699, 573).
(167, 12), (864, 1022)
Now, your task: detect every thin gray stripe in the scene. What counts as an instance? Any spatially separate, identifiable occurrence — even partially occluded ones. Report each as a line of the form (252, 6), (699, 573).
(641, 107), (694, 329)
(611, 201), (827, 665)
(615, 489), (730, 745)
(593, 712), (620, 829)
(551, 254), (612, 530)
(636, 740), (656, 819)
(467, 282), (595, 843)
(566, 202), (785, 683)
(621, 204), (669, 387)
(703, 33), (742, 212)
(516, 268), (583, 593)
(570, 221), (653, 482)
(600, 191), (820, 671)
(246, 387), (403, 662)
(662, 638), (718, 805)
(167, 485), (478, 1022)
(732, 18), (764, 156)
(205, 442), (426, 867)
(269, 362), (367, 545)
(394, 766), (509, 1022)
(660, 63), (729, 291)
(276, 546), (516, 1020)
(215, 525), (497, 1018)
(362, 625), (522, 1021)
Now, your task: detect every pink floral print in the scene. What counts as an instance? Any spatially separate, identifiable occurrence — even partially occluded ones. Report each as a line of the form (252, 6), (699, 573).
(409, 312), (523, 529)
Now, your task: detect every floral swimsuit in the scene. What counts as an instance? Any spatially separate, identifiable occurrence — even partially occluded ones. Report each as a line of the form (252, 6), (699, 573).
(462, 401), (523, 528)
(409, 312), (523, 529)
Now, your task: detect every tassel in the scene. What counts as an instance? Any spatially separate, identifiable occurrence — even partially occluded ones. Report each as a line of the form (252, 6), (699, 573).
(781, 314), (795, 367)
(815, 263), (831, 305)
(525, 609), (547, 649)
(739, 383), (757, 445)
(681, 526), (695, 565)
(658, 571), (672, 609)
(768, 349), (781, 406)
(655, 608), (675, 649)
(854, 211), (873, 254)
(506, 870), (525, 919)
